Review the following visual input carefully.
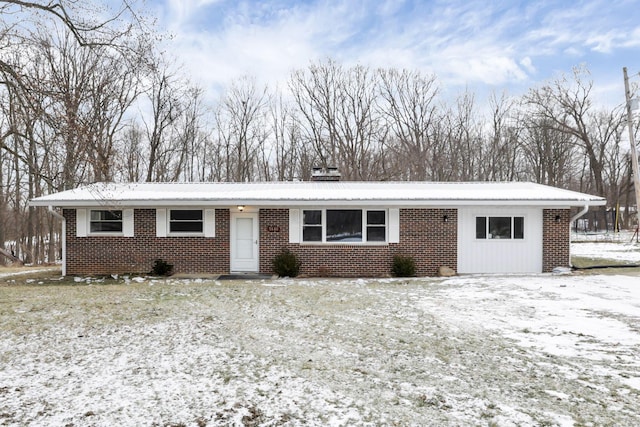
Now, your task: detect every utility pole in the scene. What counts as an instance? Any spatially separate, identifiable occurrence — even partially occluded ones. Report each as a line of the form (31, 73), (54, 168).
(623, 67), (640, 241)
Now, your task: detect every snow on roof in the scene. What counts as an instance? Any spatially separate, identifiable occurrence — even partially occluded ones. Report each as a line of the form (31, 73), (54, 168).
(29, 181), (606, 207)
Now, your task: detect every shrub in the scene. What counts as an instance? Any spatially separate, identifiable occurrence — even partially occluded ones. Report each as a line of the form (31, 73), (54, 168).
(151, 258), (173, 276)
(272, 249), (301, 277)
(391, 254), (416, 277)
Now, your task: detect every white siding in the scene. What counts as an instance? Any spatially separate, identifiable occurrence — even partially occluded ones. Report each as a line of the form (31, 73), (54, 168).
(289, 209), (300, 243)
(388, 208), (400, 243)
(204, 209), (215, 238)
(123, 209), (134, 237)
(156, 208), (167, 237)
(76, 209), (87, 237)
(457, 207), (542, 274)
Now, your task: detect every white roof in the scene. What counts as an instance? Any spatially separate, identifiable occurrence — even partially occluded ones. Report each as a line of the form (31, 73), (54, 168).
(29, 181), (606, 208)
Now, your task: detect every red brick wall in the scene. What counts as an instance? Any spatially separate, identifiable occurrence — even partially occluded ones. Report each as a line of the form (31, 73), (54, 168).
(259, 208), (458, 277)
(259, 208), (291, 274)
(64, 207), (568, 276)
(398, 209), (458, 276)
(64, 208), (230, 275)
(542, 209), (571, 272)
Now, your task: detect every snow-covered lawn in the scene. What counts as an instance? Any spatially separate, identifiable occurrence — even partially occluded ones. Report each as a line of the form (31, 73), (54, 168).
(571, 240), (640, 263)
(0, 240), (638, 426)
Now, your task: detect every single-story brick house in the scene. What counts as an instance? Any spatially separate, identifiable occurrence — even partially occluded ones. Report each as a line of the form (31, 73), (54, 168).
(30, 179), (605, 277)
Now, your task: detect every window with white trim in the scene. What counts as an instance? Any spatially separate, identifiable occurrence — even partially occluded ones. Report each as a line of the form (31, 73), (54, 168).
(366, 210), (386, 242)
(476, 216), (524, 239)
(302, 209), (386, 243)
(302, 210), (322, 242)
(90, 210), (123, 233)
(169, 209), (203, 233)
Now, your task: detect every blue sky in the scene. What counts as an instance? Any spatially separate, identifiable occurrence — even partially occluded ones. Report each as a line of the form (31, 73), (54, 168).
(151, 0), (640, 106)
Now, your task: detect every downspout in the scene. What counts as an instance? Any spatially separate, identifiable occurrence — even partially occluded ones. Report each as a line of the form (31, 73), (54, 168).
(569, 205), (589, 268)
(570, 205), (590, 224)
(47, 206), (66, 276)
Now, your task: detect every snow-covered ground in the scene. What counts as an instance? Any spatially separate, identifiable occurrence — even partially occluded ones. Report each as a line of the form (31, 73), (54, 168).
(0, 241), (639, 426)
(571, 231), (640, 263)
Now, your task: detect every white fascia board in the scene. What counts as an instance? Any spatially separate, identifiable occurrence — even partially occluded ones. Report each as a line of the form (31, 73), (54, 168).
(189, 199), (604, 207)
(29, 198), (606, 208)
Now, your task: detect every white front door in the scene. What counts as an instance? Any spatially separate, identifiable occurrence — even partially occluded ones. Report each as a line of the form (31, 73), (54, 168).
(230, 212), (259, 272)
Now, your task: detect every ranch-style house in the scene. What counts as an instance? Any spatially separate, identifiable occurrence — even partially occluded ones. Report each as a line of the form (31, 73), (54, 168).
(30, 177), (605, 277)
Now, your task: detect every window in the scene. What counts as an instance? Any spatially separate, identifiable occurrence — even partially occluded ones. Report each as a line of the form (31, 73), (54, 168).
(303, 210), (322, 242)
(90, 210), (123, 233)
(302, 209), (386, 243)
(476, 216), (524, 239)
(475, 217), (486, 239)
(327, 210), (362, 242)
(366, 210), (386, 242)
(169, 209), (203, 233)
(513, 217), (524, 239)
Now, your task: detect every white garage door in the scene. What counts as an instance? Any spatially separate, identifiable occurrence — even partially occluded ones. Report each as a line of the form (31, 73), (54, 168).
(457, 207), (543, 274)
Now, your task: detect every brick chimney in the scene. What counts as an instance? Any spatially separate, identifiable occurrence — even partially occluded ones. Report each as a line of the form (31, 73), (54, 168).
(311, 166), (341, 181)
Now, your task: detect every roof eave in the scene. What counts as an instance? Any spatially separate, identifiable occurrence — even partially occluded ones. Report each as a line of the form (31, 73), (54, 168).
(30, 198), (607, 208)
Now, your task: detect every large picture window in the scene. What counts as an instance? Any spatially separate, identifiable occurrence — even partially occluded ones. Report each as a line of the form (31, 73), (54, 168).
(90, 210), (123, 233)
(302, 209), (386, 243)
(476, 216), (524, 239)
(169, 209), (203, 233)
(327, 210), (362, 242)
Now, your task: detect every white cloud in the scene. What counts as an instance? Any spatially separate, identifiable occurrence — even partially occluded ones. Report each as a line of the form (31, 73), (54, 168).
(151, 0), (638, 105)
(520, 57), (536, 74)
(586, 31), (619, 53)
(160, 0), (394, 96)
(441, 52), (528, 86)
(563, 46), (583, 57)
(620, 27), (640, 49)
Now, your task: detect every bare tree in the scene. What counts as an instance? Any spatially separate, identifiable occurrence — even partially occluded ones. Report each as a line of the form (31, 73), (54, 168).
(377, 68), (440, 180)
(214, 76), (270, 182)
(590, 107), (628, 208)
(289, 60), (384, 180)
(270, 92), (314, 181)
(480, 92), (522, 181)
(520, 115), (578, 187)
(114, 123), (144, 182)
(0, 0), (152, 265)
(37, 30), (97, 189)
(170, 85), (208, 181)
(87, 51), (142, 181)
(439, 91), (483, 181)
(142, 60), (184, 182)
(524, 66), (606, 196)
(289, 60), (340, 170)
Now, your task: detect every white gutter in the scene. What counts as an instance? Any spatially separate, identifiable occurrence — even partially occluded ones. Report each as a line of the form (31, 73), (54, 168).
(29, 198), (607, 208)
(570, 205), (590, 224)
(47, 206), (66, 276)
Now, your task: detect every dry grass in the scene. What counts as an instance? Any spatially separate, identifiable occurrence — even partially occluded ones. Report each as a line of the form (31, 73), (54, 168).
(1, 275), (639, 426)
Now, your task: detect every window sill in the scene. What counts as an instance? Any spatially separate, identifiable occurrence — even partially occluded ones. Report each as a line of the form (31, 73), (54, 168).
(299, 242), (389, 246)
(476, 238), (526, 241)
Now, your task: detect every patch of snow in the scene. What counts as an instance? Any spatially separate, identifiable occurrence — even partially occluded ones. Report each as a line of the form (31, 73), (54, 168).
(622, 377), (640, 390)
(552, 266), (572, 274)
(572, 240), (640, 263)
(1, 273), (639, 425)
